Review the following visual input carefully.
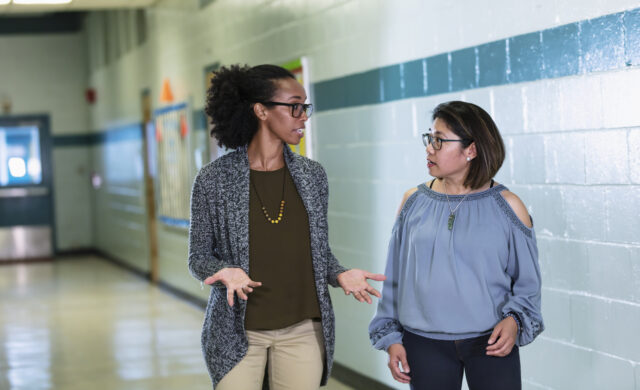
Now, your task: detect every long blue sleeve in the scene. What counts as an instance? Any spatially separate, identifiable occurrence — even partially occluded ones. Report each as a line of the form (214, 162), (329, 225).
(501, 224), (545, 346)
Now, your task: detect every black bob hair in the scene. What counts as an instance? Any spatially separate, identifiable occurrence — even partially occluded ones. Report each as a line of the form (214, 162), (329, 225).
(205, 64), (296, 149)
(432, 101), (505, 190)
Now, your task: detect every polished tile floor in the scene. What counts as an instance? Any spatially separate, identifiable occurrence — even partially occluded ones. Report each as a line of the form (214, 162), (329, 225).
(0, 256), (355, 390)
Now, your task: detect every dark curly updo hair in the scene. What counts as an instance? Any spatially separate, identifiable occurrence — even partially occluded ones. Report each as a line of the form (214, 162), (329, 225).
(432, 101), (505, 189)
(205, 64), (296, 149)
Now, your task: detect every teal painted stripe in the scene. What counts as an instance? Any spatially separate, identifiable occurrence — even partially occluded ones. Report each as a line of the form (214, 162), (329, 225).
(52, 123), (142, 147)
(154, 102), (188, 116)
(52, 134), (94, 147)
(94, 123), (143, 144)
(159, 216), (189, 229)
(53, 108), (208, 147)
(314, 7), (640, 112)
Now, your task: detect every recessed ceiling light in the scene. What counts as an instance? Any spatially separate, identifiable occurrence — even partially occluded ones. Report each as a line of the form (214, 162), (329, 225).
(13, 0), (73, 4)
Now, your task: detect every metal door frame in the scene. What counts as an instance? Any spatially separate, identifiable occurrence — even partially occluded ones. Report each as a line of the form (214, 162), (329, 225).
(0, 113), (56, 257)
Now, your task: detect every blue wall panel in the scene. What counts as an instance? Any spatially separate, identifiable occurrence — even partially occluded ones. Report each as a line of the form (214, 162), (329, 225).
(478, 40), (507, 87)
(426, 53), (449, 95)
(509, 32), (543, 83)
(450, 47), (477, 91)
(580, 13), (625, 73)
(624, 9), (640, 65)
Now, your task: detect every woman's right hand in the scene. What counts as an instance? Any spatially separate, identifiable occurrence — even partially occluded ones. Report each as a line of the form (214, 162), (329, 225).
(387, 343), (411, 384)
(204, 268), (262, 307)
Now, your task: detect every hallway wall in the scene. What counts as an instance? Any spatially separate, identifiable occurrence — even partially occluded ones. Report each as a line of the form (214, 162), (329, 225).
(0, 32), (93, 251)
(81, 1), (640, 388)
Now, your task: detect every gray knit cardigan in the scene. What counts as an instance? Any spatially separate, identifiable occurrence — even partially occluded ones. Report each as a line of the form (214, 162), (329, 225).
(188, 144), (348, 388)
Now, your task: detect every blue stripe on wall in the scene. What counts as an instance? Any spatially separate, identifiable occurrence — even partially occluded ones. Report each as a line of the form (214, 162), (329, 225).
(52, 109), (207, 148)
(154, 102), (188, 116)
(94, 123), (143, 143)
(159, 216), (189, 229)
(52, 123), (143, 147)
(52, 134), (94, 147)
(314, 7), (640, 112)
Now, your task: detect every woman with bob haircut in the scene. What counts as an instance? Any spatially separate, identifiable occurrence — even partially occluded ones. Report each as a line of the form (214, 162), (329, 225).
(369, 101), (544, 390)
(188, 64), (385, 390)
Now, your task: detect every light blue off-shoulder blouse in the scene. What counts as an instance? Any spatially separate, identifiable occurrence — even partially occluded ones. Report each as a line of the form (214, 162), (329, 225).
(369, 182), (544, 351)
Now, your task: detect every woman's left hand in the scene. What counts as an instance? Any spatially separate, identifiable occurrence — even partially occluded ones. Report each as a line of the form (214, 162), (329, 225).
(337, 269), (386, 304)
(486, 316), (518, 357)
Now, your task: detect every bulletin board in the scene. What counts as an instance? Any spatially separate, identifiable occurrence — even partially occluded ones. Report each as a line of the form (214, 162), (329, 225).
(154, 102), (192, 228)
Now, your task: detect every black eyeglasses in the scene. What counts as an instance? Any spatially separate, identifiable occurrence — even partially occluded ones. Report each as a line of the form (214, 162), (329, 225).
(422, 132), (473, 150)
(261, 102), (313, 118)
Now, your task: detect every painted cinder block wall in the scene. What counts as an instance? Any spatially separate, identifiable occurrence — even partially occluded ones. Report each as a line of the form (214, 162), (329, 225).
(83, 0), (640, 388)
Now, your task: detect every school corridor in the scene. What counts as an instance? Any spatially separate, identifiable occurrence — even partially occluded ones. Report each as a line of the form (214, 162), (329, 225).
(1, 0), (639, 389)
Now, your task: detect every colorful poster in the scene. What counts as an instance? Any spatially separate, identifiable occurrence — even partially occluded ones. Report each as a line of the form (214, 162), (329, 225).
(154, 103), (191, 228)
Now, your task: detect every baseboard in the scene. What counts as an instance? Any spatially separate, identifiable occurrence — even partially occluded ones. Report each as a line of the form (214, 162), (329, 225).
(0, 256), (53, 265)
(55, 248), (97, 257)
(93, 249), (152, 281)
(331, 362), (394, 390)
(156, 280), (208, 310)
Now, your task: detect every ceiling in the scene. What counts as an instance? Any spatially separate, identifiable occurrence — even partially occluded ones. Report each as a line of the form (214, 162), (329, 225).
(0, 0), (158, 15)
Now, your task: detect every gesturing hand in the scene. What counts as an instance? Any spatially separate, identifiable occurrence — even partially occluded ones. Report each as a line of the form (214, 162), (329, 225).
(387, 343), (410, 384)
(204, 268), (262, 307)
(486, 316), (518, 357)
(336, 269), (386, 304)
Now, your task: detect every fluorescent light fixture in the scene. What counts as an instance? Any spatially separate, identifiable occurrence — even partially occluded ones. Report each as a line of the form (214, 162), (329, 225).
(13, 0), (73, 4)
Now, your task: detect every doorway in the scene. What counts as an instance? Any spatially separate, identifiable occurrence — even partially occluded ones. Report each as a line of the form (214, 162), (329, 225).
(0, 115), (54, 261)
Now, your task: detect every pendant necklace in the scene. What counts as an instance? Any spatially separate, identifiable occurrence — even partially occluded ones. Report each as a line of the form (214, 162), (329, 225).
(251, 167), (286, 224)
(443, 180), (471, 230)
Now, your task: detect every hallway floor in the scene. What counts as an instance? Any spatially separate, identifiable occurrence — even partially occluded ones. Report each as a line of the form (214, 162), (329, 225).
(0, 256), (355, 390)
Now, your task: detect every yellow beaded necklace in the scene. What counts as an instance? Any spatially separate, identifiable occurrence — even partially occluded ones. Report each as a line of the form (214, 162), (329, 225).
(251, 167), (286, 224)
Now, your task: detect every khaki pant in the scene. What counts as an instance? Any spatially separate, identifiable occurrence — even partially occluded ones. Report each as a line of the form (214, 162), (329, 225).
(217, 319), (325, 390)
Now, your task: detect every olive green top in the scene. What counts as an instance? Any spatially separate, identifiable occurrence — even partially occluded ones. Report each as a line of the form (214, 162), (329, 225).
(245, 166), (321, 330)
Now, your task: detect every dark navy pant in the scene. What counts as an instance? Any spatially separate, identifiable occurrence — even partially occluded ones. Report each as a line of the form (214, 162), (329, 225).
(403, 331), (521, 390)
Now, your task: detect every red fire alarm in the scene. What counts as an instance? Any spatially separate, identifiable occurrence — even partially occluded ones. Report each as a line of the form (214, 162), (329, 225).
(85, 88), (96, 104)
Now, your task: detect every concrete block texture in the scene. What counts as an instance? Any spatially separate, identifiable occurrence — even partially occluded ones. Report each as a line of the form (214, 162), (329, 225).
(492, 85), (525, 135)
(601, 68), (640, 129)
(604, 186), (640, 244)
(585, 242), (639, 303)
(629, 128), (640, 184)
(562, 186), (607, 241)
(585, 129), (629, 184)
(544, 133), (586, 184)
(510, 135), (546, 183)
(571, 294), (640, 362)
(538, 238), (589, 291)
(540, 288), (572, 342)
(522, 337), (637, 390)
(557, 75), (604, 132)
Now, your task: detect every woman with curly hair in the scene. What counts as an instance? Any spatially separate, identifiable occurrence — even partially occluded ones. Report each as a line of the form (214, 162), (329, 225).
(369, 101), (544, 390)
(188, 64), (385, 390)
